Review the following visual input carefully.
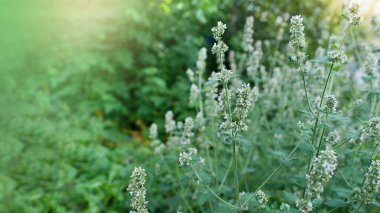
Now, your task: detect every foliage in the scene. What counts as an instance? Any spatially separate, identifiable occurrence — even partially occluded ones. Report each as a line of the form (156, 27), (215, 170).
(1, 0), (379, 212)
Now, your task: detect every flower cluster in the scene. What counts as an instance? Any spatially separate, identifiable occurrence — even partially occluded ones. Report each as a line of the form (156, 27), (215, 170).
(366, 117), (380, 141)
(211, 22), (229, 59)
(328, 50), (347, 65)
(348, 3), (363, 26)
(217, 87), (232, 115)
(247, 41), (263, 77)
(211, 21), (227, 40)
(358, 159), (380, 204)
(186, 68), (195, 82)
(197, 47), (207, 73)
(297, 145), (337, 212)
(365, 159), (380, 191)
(364, 160), (380, 194)
(204, 72), (219, 118)
(364, 53), (379, 77)
(149, 123), (165, 154)
(165, 111), (176, 133)
(326, 130), (340, 145)
(127, 167), (149, 213)
(229, 51), (237, 72)
(322, 95), (337, 114)
(195, 112), (205, 132)
(296, 199), (313, 213)
(305, 145), (337, 199)
(216, 68), (233, 84)
(180, 117), (194, 146)
(190, 84), (200, 105)
(243, 16), (254, 53)
(298, 60), (312, 75)
(256, 190), (268, 208)
(289, 15), (306, 48)
(231, 84), (258, 132)
(149, 123), (157, 140)
(179, 148), (198, 166)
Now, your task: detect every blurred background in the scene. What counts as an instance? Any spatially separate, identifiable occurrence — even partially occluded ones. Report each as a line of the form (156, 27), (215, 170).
(0, 0), (379, 212)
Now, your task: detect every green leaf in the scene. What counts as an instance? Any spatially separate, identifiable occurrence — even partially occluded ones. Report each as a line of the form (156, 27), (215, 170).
(141, 67), (159, 76)
(237, 135), (253, 153)
(299, 143), (314, 154)
(325, 198), (347, 208)
(283, 191), (298, 204)
(312, 198), (323, 208)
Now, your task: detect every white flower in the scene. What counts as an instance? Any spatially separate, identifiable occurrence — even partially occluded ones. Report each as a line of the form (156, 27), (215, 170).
(217, 87), (231, 113)
(306, 145), (337, 199)
(296, 199), (313, 213)
(289, 15), (306, 48)
(364, 160), (380, 193)
(165, 111), (176, 133)
(247, 41), (263, 77)
(195, 112), (205, 131)
(366, 117), (380, 141)
(205, 72), (219, 118)
(196, 48), (207, 73)
(149, 123), (157, 140)
(184, 117), (194, 136)
(179, 148), (198, 166)
(211, 41), (229, 56)
(256, 190), (268, 208)
(127, 167), (149, 213)
(328, 50), (347, 65)
(323, 95), (338, 114)
(216, 68), (233, 84)
(190, 84), (200, 105)
(348, 3), (363, 26)
(364, 53), (378, 77)
(211, 21), (227, 40)
(186, 68), (195, 82)
(243, 16), (254, 53)
(326, 130), (340, 145)
(211, 21), (229, 67)
(231, 84), (257, 132)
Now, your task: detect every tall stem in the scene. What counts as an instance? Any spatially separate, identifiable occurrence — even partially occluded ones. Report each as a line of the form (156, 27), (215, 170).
(191, 165), (241, 210)
(303, 23), (352, 199)
(223, 82), (241, 210)
(232, 135), (240, 209)
(302, 74), (316, 118)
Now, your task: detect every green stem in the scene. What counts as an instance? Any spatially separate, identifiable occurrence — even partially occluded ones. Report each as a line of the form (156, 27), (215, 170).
(316, 125), (327, 157)
(243, 165), (282, 205)
(333, 137), (352, 149)
(337, 168), (351, 188)
(212, 118), (219, 182)
(191, 165), (241, 210)
(353, 200), (365, 213)
(302, 74), (317, 118)
(304, 23), (352, 199)
(219, 157), (233, 189)
(242, 142), (301, 204)
(223, 81), (241, 210)
(232, 136), (240, 209)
